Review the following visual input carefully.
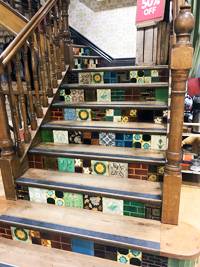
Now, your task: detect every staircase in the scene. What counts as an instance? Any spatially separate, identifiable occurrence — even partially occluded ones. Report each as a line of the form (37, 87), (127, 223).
(0, 0), (199, 266)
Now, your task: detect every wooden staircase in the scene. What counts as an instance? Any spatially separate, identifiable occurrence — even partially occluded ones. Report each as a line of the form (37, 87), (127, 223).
(0, 0), (199, 266)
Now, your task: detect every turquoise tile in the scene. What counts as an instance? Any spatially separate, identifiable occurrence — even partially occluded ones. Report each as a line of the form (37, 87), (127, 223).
(58, 158), (75, 173)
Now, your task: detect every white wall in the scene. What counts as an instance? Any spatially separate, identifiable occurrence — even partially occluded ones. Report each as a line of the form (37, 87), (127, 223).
(69, 0), (137, 58)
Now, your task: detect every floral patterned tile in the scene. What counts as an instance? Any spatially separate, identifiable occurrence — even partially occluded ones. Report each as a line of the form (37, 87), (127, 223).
(151, 135), (167, 150)
(78, 72), (91, 84)
(71, 89), (85, 103)
(108, 162), (128, 178)
(64, 192), (83, 208)
(53, 130), (69, 144)
(97, 89), (111, 102)
(69, 131), (83, 144)
(64, 108), (77, 121)
(91, 72), (104, 84)
(91, 160), (109, 176)
(84, 195), (102, 211)
(58, 158), (75, 173)
(11, 227), (32, 243)
(76, 109), (91, 121)
(28, 187), (47, 204)
(103, 197), (123, 215)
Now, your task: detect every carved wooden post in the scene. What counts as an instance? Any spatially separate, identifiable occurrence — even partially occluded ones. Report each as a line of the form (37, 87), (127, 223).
(61, 0), (74, 69)
(162, 5), (194, 225)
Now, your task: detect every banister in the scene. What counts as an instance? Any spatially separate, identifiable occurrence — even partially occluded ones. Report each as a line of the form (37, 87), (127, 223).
(0, 0), (57, 66)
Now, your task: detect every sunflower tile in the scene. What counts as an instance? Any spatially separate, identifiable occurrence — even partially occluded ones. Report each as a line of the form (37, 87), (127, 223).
(76, 109), (91, 121)
(91, 160), (109, 176)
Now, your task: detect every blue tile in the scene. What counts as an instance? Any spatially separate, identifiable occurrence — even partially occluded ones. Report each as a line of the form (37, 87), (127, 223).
(115, 133), (124, 140)
(124, 134), (133, 141)
(115, 140), (125, 147)
(72, 238), (94, 256)
(124, 141), (133, 148)
(64, 108), (76, 121)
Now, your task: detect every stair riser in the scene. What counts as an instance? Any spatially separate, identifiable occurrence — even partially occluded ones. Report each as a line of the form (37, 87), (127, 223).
(16, 184), (161, 221)
(51, 107), (168, 124)
(0, 221), (197, 267)
(28, 154), (165, 181)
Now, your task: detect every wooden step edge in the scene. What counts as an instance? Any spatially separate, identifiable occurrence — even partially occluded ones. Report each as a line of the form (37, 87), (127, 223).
(72, 44), (88, 48)
(0, 200), (199, 261)
(71, 65), (169, 72)
(52, 101), (169, 110)
(60, 82), (169, 89)
(74, 55), (102, 59)
(41, 121), (167, 135)
(16, 175), (162, 205)
(0, 238), (124, 267)
(28, 144), (166, 165)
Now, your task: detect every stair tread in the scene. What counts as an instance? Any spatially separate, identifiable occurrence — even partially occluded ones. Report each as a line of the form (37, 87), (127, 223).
(74, 55), (101, 59)
(72, 44), (87, 48)
(42, 120), (167, 134)
(61, 82), (169, 89)
(0, 199), (199, 259)
(29, 143), (166, 164)
(18, 168), (162, 203)
(72, 65), (169, 72)
(52, 100), (168, 109)
(0, 238), (124, 267)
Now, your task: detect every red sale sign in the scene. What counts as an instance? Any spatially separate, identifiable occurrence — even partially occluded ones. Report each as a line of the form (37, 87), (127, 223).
(136, 0), (166, 27)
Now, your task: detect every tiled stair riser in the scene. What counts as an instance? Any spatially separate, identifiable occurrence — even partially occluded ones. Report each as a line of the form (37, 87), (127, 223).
(51, 107), (168, 124)
(73, 47), (93, 56)
(0, 223), (198, 267)
(28, 155), (165, 182)
(16, 186), (161, 221)
(41, 129), (167, 151)
(74, 58), (100, 69)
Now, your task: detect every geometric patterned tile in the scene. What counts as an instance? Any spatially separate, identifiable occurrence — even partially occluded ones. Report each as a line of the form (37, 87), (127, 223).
(71, 89), (85, 103)
(53, 130), (69, 144)
(11, 227), (32, 243)
(103, 197), (123, 215)
(99, 132), (115, 146)
(117, 248), (142, 265)
(108, 162), (128, 178)
(78, 73), (91, 84)
(91, 160), (109, 176)
(28, 187), (47, 204)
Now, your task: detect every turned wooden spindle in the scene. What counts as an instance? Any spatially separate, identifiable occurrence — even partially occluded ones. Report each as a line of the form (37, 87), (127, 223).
(52, 7), (62, 80)
(61, 0), (74, 68)
(47, 13), (58, 88)
(15, 52), (31, 143)
(6, 63), (24, 156)
(29, 35), (43, 118)
(0, 71), (15, 157)
(57, 0), (66, 72)
(23, 45), (37, 130)
(162, 4), (195, 225)
(36, 26), (48, 107)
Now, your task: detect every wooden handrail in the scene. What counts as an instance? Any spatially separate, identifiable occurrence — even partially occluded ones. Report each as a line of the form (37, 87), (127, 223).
(0, 0), (28, 22)
(0, 0), (57, 66)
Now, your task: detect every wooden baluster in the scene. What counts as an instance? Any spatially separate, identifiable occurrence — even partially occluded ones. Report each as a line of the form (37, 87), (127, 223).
(57, 0), (65, 72)
(162, 5), (195, 225)
(36, 26), (48, 107)
(0, 72), (15, 157)
(6, 63), (24, 156)
(61, 0), (74, 68)
(27, 0), (32, 19)
(29, 35), (43, 118)
(15, 52), (31, 143)
(47, 13), (58, 88)
(52, 7), (62, 80)
(23, 44), (37, 130)
(42, 19), (53, 97)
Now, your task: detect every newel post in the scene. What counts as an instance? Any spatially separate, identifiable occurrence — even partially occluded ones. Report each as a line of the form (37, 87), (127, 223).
(162, 5), (195, 225)
(61, 0), (74, 69)
(0, 65), (18, 200)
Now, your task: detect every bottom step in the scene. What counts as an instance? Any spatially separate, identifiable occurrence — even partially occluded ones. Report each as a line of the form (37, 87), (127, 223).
(0, 200), (199, 267)
(0, 238), (123, 267)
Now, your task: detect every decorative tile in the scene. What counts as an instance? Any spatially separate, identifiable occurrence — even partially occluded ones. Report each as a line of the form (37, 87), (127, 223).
(99, 132), (115, 146)
(29, 187), (47, 204)
(72, 238), (94, 256)
(64, 108), (77, 121)
(92, 160), (109, 176)
(151, 135), (167, 150)
(64, 193), (83, 208)
(97, 89), (111, 102)
(46, 190), (56, 204)
(58, 158), (75, 173)
(30, 230), (41, 239)
(11, 227), (32, 243)
(117, 249), (142, 266)
(129, 109), (137, 118)
(121, 116), (129, 123)
(53, 130), (69, 144)
(71, 89), (84, 103)
(84, 195), (102, 211)
(151, 70), (159, 77)
(137, 77), (145, 83)
(76, 109), (91, 121)
(144, 77), (152, 83)
(69, 131), (83, 144)
(130, 71), (138, 79)
(91, 72), (104, 84)
(109, 162), (128, 178)
(41, 130), (53, 142)
(41, 239), (52, 247)
(154, 116), (163, 124)
(123, 201), (145, 218)
(103, 198), (123, 215)
(78, 72), (91, 84)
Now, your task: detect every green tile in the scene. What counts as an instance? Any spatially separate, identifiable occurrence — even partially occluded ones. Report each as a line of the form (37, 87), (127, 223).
(58, 158), (75, 173)
(155, 88), (169, 102)
(41, 130), (53, 142)
(137, 207), (145, 214)
(64, 192), (83, 208)
(131, 201), (145, 208)
(168, 259), (197, 267)
(114, 108), (121, 116)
